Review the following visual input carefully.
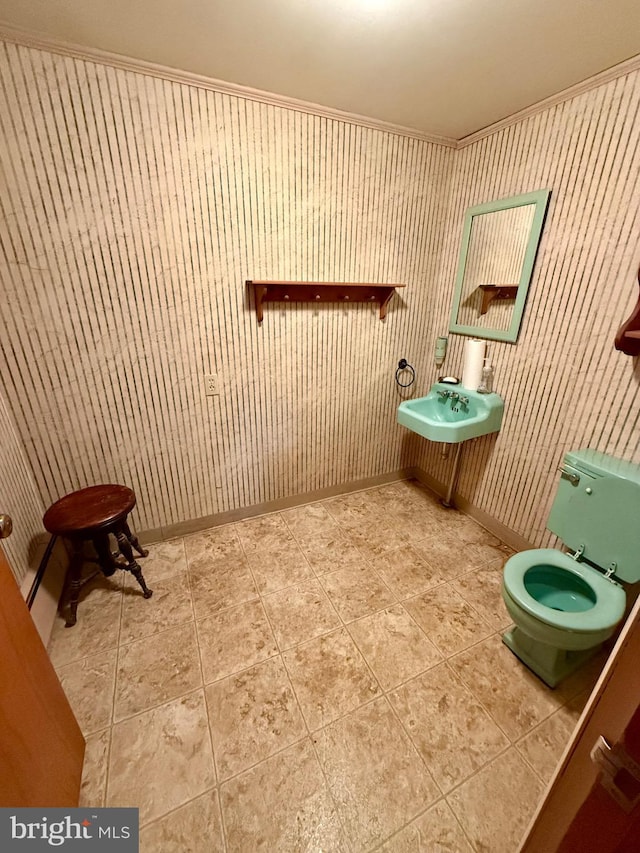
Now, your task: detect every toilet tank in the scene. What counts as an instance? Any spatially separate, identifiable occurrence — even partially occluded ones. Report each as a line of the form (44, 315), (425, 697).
(548, 449), (640, 583)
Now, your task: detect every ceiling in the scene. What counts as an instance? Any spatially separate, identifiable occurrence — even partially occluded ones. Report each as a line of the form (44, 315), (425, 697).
(1, 0), (639, 139)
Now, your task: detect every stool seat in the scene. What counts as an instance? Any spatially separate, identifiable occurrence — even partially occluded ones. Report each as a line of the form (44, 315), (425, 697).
(44, 484), (137, 537)
(44, 484), (153, 627)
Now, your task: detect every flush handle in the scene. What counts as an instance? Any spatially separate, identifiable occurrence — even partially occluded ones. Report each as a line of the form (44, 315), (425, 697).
(558, 466), (580, 485)
(591, 735), (640, 813)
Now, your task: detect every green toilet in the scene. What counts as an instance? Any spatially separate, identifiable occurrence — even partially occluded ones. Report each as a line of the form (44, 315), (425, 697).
(502, 449), (640, 687)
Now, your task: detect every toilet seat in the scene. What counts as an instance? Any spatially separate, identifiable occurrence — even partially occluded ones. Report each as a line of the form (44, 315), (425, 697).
(503, 549), (626, 633)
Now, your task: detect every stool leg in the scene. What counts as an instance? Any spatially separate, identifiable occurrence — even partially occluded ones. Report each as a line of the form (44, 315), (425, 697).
(115, 527), (153, 599)
(122, 520), (148, 558)
(93, 534), (119, 577)
(65, 540), (84, 628)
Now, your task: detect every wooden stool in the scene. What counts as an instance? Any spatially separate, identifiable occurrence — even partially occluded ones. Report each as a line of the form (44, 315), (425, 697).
(43, 484), (153, 627)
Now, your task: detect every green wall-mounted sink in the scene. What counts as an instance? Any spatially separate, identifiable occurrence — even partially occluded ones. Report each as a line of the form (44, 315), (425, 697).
(398, 383), (504, 443)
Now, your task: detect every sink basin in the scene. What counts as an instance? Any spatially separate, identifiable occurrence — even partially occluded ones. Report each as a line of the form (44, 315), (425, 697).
(398, 383), (504, 443)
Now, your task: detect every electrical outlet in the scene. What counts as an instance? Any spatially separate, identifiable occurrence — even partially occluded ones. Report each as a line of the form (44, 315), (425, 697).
(204, 374), (219, 396)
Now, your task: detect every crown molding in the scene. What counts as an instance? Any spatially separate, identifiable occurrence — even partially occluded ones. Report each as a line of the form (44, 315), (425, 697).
(458, 53), (640, 148)
(0, 22), (457, 148)
(1, 21), (638, 151)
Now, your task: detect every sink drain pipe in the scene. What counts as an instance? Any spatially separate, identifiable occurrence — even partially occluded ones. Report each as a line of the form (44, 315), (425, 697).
(442, 443), (464, 508)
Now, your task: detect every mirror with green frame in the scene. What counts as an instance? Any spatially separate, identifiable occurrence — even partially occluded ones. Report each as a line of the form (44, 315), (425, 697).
(448, 189), (551, 342)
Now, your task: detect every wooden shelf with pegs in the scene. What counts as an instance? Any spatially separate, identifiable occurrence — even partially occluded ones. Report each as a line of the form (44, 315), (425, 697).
(248, 280), (405, 322)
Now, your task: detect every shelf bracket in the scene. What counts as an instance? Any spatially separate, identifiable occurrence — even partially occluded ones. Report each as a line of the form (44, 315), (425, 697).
(478, 284), (519, 315)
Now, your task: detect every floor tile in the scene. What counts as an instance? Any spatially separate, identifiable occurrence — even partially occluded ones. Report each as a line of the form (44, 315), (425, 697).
(247, 544), (314, 595)
(235, 513), (293, 553)
(114, 622), (202, 720)
(47, 489), (577, 850)
(57, 649), (117, 735)
(136, 538), (187, 582)
(470, 541), (515, 566)
(186, 523), (258, 619)
(371, 544), (446, 599)
(197, 599), (278, 683)
(121, 572), (193, 644)
(390, 663), (509, 792)
(448, 517), (514, 569)
(79, 728), (111, 807)
(433, 508), (478, 536)
(323, 494), (408, 560)
(282, 502), (347, 538)
(555, 648), (609, 705)
(348, 605), (442, 691)
(322, 491), (379, 526)
(412, 534), (484, 580)
(220, 738), (346, 852)
(516, 701), (581, 783)
(451, 562), (512, 630)
(300, 536), (367, 576)
(449, 633), (562, 740)
(205, 656), (306, 780)
(283, 628), (379, 731)
(447, 748), (545, 853)
(107, 690), (216, 826)
(379, 799), (474, 852)
(314, 696), (439, 850)
(237, 513), (315, 593)
(184, 524), (244, 570)
(188, 558), (258, 621)
(404, 584), (494, 656)
(386, 480), (443, 510)
(320, 564), (396, 622)
(446, 514), (502, 548)
(340, 525), (409, 562)
(363, 482), (445, 542)
(303, 538), (367, 576)
(140, 789), (224, 853)
(284, 504), (367, 574)
(48, 576), (123, 668)
(262, 579), (341, 649)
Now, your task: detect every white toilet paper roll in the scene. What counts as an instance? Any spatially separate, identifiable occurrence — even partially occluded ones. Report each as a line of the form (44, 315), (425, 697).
(461, 339), (486, 390)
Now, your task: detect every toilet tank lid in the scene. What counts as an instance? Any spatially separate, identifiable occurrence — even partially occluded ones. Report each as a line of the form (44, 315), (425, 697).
(565, 450), (640, 485)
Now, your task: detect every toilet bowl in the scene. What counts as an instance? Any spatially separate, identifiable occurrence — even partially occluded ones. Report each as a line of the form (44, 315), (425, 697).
(502, 549), (626, 686)
(503, 549), (626, 647)
(501, 449), (640, 687)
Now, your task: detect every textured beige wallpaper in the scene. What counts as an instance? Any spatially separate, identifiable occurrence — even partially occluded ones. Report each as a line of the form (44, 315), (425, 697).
(0, 395), (44, 582)
(418, 70), (640, 546)
(0, 41), (453, 565)
(0, 39), (639, 585)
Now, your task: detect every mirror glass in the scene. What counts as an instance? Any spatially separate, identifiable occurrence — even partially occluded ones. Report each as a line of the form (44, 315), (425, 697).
(449, 189), (551, 342)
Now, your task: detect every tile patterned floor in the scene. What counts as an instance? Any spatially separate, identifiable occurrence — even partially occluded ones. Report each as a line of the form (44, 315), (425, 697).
(48, 479), (605, 852)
